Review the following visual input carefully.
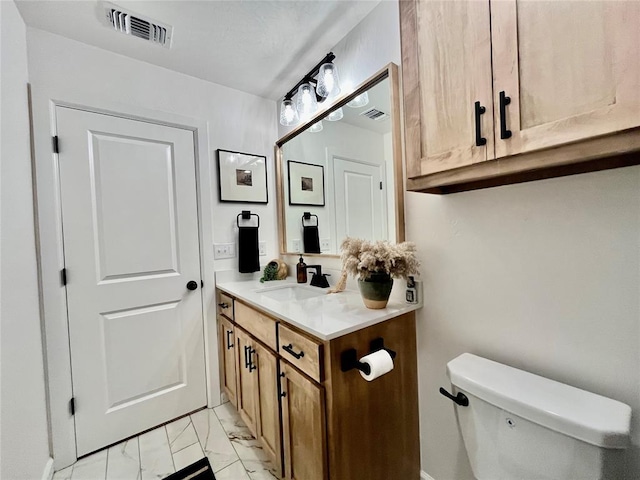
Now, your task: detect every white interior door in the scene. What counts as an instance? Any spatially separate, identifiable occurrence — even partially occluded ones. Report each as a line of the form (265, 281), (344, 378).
(333, 157), (387, 243)
(56, 107), (206, 456)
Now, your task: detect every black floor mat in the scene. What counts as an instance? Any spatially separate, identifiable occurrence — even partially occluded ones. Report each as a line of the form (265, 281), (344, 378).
(163, 457), (215, 480)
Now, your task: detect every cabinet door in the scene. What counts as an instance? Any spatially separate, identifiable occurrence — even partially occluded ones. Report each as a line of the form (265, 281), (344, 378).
(400, 0), (494, 180)
(491, 0), (640, 158)
(280, 362), (327, 480)
(218, 316), (237, 407)
(235, 328), (257, 437)
(253, 342), (282, 474)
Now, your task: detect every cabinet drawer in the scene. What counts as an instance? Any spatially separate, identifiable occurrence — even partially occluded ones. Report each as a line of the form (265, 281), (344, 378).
(235, 302), (277, 351)
(217, 292), (234, 320)
(278, 324), (323, 382)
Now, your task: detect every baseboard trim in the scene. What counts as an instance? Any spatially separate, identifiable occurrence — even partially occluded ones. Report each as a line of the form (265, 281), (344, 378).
(420, 471), (435, 480)
(42, 458), (54, 480)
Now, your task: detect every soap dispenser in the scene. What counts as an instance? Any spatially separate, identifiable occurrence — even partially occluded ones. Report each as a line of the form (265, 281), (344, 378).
(297, 256), (307, 283)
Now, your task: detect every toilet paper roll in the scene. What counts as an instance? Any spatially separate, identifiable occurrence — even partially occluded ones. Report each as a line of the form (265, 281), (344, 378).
(359, 349), (394, 381)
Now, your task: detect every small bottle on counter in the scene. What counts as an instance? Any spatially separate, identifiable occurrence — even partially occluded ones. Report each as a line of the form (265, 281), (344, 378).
(296, 255), (307, 283)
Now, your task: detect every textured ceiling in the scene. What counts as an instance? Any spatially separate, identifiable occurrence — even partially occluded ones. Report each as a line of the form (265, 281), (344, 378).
(16, 0), (382, 100)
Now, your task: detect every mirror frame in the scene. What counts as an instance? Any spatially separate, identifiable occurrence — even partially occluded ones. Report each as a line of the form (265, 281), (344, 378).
(275, 63), (405, 258)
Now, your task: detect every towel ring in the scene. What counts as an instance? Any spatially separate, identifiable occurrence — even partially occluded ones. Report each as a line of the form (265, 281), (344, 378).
(237, 212), (260, 228)
(302, 213), (318, 227)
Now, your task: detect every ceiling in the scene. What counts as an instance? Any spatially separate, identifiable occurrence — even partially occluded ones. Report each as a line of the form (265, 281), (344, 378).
(338, 77), (390, 134)
(16, 0), (382, 100)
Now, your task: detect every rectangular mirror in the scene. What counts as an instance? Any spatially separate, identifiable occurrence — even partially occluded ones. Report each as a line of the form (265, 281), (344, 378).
(275, 63), (405, 257)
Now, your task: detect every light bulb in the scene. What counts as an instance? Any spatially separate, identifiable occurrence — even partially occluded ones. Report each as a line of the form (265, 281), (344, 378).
(326, 107), (343, 121)
(317, 62), (340, 98)
(296, 83), (318, 121)
(279, 98), (299, 126)
(308, 121), (323, 133)
(347, 91), (369, 108)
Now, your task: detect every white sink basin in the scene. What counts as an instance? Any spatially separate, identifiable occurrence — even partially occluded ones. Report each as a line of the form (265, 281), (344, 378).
(257, 284), (327, 301)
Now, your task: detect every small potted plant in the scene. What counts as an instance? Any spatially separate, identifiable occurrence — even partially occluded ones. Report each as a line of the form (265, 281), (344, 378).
(339, 237), (420, 309)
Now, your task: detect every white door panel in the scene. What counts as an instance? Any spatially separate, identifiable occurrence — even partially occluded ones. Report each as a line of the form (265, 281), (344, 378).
(56, 107), (206, 456)
(334, 158), (386, 243)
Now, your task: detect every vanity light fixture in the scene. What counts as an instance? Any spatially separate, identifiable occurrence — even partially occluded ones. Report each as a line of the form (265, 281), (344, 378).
(347, 91), (369, 108)
(308, 121), (323, 133)
(279, 52), (341, 126)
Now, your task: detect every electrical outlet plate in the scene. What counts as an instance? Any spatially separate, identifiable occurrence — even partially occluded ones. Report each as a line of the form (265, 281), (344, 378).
(292, 239), (301, 252)
(259, 241), (266, 256)
(320, 239), (330, 252)
(214, 243), (236, 259)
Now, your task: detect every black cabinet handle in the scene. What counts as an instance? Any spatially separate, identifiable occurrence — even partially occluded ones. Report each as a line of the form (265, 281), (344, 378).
(282, 344), (305, 360)
(439, 387), (469, 407)
(218, 302), (229, 309)
(281, 391), (287, 398)
(499, 91), (512, 139)
(248, 348), (257, 372)
(474, 101), (487, 147)
(226, 330), (234, 349)
(244, 345), (250, 369)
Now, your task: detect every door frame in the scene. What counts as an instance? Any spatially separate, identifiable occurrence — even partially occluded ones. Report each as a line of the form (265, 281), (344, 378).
(30, 92), (219, 469)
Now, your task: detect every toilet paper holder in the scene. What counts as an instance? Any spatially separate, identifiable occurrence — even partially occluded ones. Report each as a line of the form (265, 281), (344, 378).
(340, 337), (397, 375)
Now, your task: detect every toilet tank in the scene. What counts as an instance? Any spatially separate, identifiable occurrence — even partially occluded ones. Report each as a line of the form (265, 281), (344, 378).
(446, 353), (631, 480)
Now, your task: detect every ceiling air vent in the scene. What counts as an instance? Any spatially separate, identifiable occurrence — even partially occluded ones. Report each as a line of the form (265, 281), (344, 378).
(101, 2), (173, 48)
(360, 107), (389, 122)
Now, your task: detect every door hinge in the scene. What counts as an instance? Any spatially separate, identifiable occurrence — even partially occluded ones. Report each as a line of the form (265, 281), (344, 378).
(69, 397), (75, 416)
(379, 181), (383, 190)
(52, 136), (60, 154)
(61, 268), (67, 286)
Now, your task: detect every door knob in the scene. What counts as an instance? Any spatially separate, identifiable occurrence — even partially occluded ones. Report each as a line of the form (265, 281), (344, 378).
(186, 280), (198, 291)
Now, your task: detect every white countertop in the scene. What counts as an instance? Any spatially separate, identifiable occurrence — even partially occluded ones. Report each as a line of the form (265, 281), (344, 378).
(215, 276), (422, 341)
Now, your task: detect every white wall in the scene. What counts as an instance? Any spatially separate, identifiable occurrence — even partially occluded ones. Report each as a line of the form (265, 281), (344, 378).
(0, 2), (52, 478)
(26, 27), (277, 467)
(309, 1), (640, 479)
(410, 167), (640, 479)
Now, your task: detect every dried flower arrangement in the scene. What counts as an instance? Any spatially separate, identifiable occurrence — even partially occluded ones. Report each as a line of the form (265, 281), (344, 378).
(329, 237), (420, 293)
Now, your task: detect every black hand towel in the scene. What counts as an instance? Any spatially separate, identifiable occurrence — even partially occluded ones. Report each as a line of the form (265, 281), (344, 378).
(303, 225), (321, 254)
(238, 226), (260, 273)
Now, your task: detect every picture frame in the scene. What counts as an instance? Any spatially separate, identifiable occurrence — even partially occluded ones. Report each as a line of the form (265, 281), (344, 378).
(217, 149), (268, 204)
(287, 160), (325, 206)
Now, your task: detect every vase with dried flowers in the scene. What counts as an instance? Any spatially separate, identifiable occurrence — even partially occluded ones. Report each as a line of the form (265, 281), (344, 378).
(333, 237), (420, 309)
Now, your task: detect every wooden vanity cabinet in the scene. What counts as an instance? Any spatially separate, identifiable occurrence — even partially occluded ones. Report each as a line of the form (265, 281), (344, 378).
(217, 315), (237, 407)
(216, 294), (420, 480)
(401, 0), (640, 193)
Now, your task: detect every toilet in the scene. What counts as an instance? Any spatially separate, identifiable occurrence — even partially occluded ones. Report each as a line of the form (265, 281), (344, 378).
(444, 353), (632, 480)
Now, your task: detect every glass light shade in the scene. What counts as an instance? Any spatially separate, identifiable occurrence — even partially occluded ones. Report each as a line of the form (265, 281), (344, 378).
(279, 98), (299, 126)
(347, 91), (369, 108)
(316, 62), (341, 98)
(296, 83), (318, 121)
(326, 107), (344, 122)
(308, 121), (323, 133)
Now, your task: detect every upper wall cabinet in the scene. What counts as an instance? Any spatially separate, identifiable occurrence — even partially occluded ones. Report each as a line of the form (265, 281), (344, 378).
(400, 0), (640, 194)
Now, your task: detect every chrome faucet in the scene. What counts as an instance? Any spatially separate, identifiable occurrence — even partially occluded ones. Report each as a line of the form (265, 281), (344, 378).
(306, 265), (330, 288)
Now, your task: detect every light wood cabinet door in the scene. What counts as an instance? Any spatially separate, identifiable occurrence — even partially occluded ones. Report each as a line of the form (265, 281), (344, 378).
(218, 316), (237, 407)
(491, 0), (640, 159)
(401, 0), (494, 179)
(235, 328), (258, 437)
(253, 341), (282, 474)
(280, 361), (327, 480)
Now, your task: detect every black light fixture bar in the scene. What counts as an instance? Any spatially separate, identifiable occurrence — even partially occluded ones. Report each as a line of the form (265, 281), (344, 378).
(283, 52), (336, 100)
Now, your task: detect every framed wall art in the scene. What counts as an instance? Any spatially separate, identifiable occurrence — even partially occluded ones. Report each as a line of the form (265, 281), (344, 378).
(217, 149), (268, 203)
(287, 160), (325, 206)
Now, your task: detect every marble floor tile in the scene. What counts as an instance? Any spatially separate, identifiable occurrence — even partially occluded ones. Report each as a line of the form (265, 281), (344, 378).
(106, 438), (141, 480)
(171, 442), (204, 471)
(71, 449), (107, 480)
(191, 408), (239, 472)
(165, 416), (199, 453)
(52, 465), (74, 480)
(213, 402), (249, 437)
(139, 427), (175, 480)
(242, 460), (280, 480)
(215, 460), (251, 480)
(212, 404), (266, 462)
